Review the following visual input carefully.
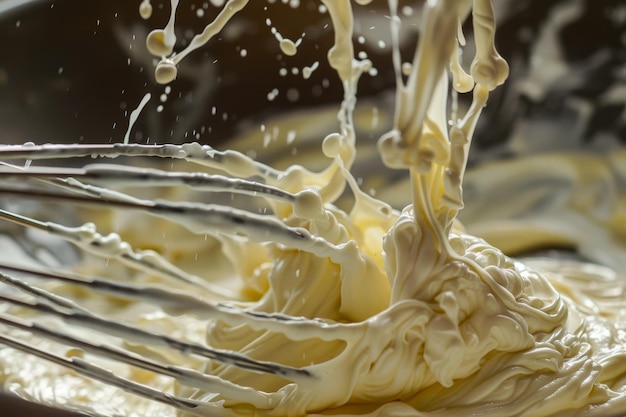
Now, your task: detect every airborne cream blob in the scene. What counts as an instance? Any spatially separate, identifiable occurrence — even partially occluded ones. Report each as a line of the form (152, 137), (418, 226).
(1, 1), (626, 417)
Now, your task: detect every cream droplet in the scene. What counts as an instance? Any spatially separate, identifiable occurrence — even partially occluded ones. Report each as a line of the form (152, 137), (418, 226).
(139, 0), (152, 20)
(279, 38), (297, 56)
(322, 133), (341, 158)
(146, 29), (173, 57)
(155, 61), (177, 84)
(294, 189), (323, 219)
(303, 61), (319, 79)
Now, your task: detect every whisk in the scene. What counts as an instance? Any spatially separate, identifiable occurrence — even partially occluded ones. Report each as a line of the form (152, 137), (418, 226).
(0, 140), (608, 417)
(0, 142), (327, 412)
(0, 0), (413, 412)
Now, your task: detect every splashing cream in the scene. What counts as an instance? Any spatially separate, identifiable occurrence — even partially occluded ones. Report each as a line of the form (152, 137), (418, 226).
(0, 1), (626, 417)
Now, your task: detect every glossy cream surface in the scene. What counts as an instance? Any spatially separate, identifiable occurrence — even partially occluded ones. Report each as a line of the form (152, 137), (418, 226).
(1, 1), (626, 417)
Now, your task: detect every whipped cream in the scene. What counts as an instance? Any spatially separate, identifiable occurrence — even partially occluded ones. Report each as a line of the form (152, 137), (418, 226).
(1, 1), (625, 417)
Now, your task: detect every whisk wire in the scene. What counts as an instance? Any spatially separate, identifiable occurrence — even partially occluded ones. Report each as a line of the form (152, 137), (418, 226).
(0, 271), (313, 380)
(0, 331), (226, 417)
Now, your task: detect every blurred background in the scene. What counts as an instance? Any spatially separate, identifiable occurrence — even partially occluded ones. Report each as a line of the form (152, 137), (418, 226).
(0, 0), (624, 415)
(0, 0), (623, 150)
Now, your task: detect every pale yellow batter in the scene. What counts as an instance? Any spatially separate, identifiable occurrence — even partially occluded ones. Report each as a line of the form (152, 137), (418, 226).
(0, 1), (625, 417)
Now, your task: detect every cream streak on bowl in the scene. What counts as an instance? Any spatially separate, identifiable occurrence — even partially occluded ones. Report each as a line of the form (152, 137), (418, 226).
(1, 1), (626, 417)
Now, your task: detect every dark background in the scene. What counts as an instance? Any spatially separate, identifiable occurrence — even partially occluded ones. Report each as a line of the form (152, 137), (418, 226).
(1, 0), (623, 149)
